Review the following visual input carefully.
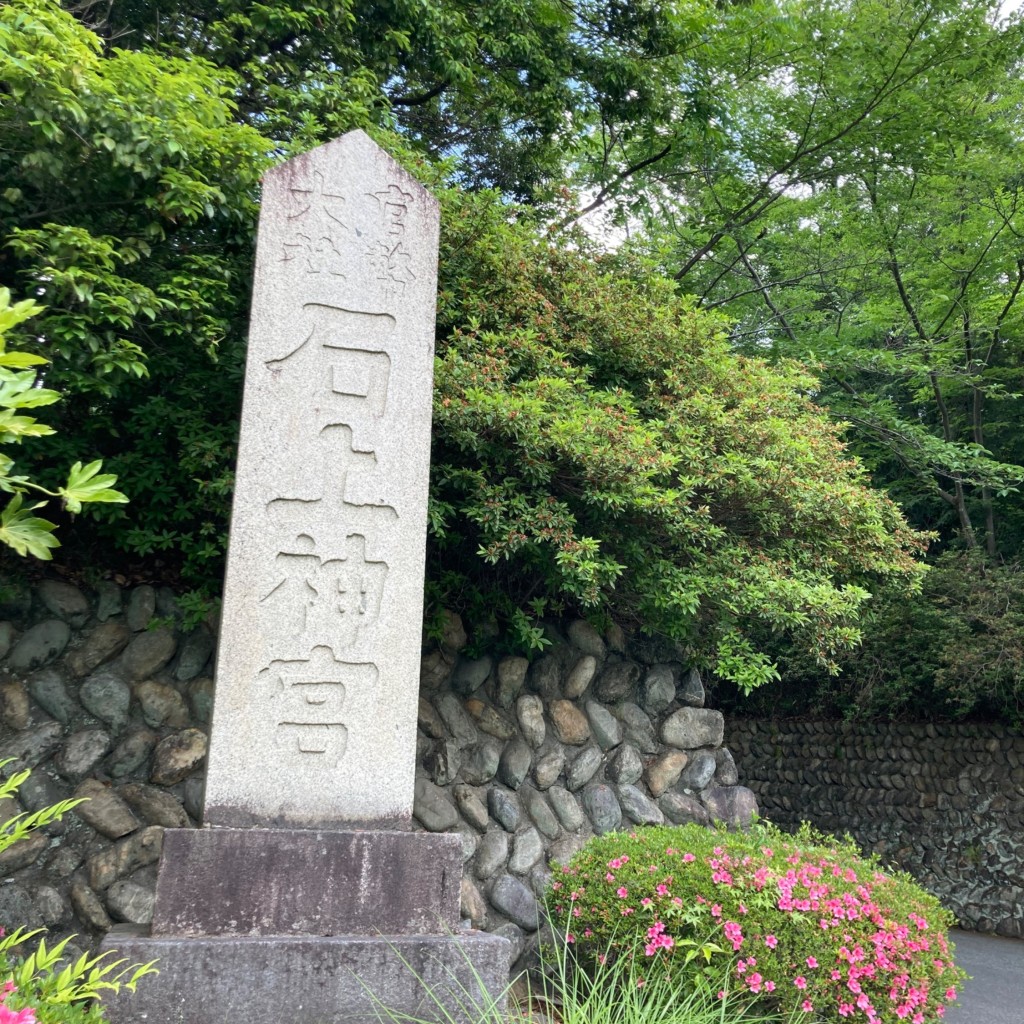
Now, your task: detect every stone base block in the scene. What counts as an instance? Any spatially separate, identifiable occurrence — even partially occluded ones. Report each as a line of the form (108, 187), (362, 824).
(152, 828), (462, 936)
(98, 927), (511, 1024)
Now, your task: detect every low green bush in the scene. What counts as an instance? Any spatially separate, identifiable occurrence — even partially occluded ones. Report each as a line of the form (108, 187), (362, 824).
(0, 762), (156, 1023)
(548, 822), (966, 1024)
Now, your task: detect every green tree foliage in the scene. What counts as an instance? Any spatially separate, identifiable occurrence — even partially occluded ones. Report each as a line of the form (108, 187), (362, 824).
(725, 549), (1024, 727)
(564, 0), (1024, 720)
(431, 193), (926, 685)
(663, 2), (1024, 559)
(74, 0), (730, 200)
(0, 0), (270, 581)
(561, 0), (1024, 558)
(1, 1), (933, 690)
(0, 288), (126, 559)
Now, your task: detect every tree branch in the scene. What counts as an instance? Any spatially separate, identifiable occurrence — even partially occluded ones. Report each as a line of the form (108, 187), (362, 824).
(389, 81), (450, 107)
(557, 144), (673, 229)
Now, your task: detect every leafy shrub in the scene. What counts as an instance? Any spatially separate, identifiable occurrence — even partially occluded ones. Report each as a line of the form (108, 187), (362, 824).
(0, 930), (154, 1024)
(0, 0), (268, 583)
(718, 548), (1024, 728)
(0, 289), (126, 559)
(431, 190), (928, 683)
(548, 823), (966, 1024)
(0, 762), (156, 1022)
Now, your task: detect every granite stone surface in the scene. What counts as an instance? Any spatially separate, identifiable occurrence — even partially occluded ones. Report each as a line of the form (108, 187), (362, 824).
(151, 828), (462, 936)
(98, 928), (510, 1024)
(204, 131), (441, 828)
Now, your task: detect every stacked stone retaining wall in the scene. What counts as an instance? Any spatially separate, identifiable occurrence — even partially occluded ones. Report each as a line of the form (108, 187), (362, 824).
(728, 717), (1024, 937)
(0, 578), (756, 969)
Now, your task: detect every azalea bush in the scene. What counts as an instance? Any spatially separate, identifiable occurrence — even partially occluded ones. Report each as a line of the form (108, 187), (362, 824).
(431, 191), (929, 682)
(548, 823), (966, 1024)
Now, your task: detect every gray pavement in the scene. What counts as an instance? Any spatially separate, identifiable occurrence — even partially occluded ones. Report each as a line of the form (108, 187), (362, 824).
(946, 929), (1024, 1024)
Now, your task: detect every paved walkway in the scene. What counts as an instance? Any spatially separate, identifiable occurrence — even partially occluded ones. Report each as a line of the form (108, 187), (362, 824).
(946, 929), (1024, 1024)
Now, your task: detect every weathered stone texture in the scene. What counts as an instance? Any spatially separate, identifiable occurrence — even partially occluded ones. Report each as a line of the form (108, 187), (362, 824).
(728, 717), (1024, 935)
(203, 131), (441, 829)
(0, 575), (763, 957)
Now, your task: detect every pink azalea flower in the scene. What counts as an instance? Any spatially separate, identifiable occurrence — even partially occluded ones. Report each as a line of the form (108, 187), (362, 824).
(765, 981), (776, 993)
(801, 1000), (814, 1012)
(794, 977), (808, 990)
(765, 934), (778, 948)
(617, 887), (629, 898)
(0, 1008), (36, 1024)
(806, 956), (818, 968)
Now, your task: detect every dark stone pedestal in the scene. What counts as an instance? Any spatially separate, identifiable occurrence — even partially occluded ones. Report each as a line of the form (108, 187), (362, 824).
(98, 928), (511, 1024)
(97, 828), (511, 1023)
(152, 828), (463, 936)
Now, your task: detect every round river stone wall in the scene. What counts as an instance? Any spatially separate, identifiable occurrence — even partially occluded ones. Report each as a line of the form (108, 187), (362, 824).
(728, 717), (1024, 937)
(0, 578), (756, 968)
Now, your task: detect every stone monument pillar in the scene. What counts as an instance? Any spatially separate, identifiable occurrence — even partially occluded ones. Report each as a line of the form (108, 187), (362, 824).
(99, 131), (509, 1023)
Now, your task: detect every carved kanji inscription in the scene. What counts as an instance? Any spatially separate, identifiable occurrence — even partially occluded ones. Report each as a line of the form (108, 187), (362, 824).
(281, 234), (346, 276)
(280, 171), (350, 275)
(205, 130), (440, 827)
(287, 171), (347, 226)
(260, 532), (389, 659)
(266, 304), (394, 425)
(259, 646), (378, 757)
(370, 183), (414, 238)
(366, 243), (416, 298)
